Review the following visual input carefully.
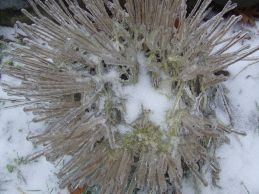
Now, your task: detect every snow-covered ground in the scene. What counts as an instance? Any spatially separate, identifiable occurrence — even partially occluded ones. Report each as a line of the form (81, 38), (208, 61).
(1, 19), (259, 194)
(0, 27), (69, 194)
(182, 23), (259, 194)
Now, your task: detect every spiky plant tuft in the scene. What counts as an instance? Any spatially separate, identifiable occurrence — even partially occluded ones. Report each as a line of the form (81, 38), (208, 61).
(1, 0), (259, 193)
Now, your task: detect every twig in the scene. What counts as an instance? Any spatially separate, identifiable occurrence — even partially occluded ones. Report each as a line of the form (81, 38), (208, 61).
(218, 84), (234, 127)
(233, 59), (259, 79)
(241, 181), (250, 194)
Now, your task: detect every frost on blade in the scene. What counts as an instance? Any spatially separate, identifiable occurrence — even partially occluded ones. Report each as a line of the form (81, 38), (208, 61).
(1, 0), (258, 193)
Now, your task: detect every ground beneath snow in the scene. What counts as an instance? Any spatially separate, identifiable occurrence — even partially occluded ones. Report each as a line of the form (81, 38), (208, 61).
(1, 19), (259, 194)
(0, 27), (68, 194)
(182, 22), (259, 194)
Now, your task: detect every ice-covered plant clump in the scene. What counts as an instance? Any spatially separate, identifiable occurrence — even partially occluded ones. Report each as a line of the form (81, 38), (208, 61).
(1, 0), (259, 193)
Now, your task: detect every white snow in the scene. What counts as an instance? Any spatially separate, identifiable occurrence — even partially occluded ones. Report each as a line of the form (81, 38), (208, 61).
(0, 26), (17, 41)
(1, 19), (259, 194)
(0, 27), (69, 194)
(0, 26), (25, 41)
(182, 21), (259, 194)
(120, 52), (173, 128)
(0, 106), (69, 194)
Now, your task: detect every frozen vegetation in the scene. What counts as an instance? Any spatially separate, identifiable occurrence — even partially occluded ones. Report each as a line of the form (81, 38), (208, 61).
(1, 0), (259, 193)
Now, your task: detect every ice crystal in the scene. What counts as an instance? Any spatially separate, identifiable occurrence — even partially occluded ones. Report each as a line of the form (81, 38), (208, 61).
(1, 0), (259, 193)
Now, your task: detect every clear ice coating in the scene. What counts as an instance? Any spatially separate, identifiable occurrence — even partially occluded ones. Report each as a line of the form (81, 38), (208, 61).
(1, 0), (258, 193)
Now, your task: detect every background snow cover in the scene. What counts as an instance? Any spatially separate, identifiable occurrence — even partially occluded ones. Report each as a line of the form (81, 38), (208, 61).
(1, 21), (259, 194)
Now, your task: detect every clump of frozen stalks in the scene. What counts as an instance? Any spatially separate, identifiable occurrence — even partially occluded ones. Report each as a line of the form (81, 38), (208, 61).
(1, 0), (259, 193)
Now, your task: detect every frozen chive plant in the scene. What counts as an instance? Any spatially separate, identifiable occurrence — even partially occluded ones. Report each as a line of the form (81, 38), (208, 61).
(1, 0), (259, 193)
